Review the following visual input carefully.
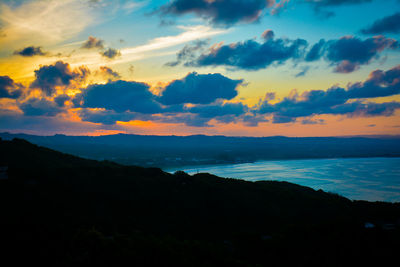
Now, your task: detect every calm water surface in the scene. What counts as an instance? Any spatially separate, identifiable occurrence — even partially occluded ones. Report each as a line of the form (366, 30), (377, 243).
(167, 158), (400, 202)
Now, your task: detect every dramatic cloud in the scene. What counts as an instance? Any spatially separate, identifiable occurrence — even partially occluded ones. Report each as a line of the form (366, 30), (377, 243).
(101, 48), (121, 59)
(305, 39), (325, 61)
(326, 36), (398, 68)
(186, 102), (247, 118)
(159, 0), (376, 22)
(76, 80), (162, 114)
(165, 40), (209, 67)
(18, 98), (63, 116)
(81, 36), (105, 49)
(78, 109), (145, 125)
(54, 94), (70, 107)
(157, 0), (276, 27)
(13, 46), (47, 57)
(5, 62), (400, 129)
(169, 32), (398, 73)
(261, 29), (275, 41)
(158, 72), (243, 105)
(72, 72), (247, 127)
(242, 114), (269, 127)
(257, 65), (400, 122)
(175, 31), (307, 70)
(334, 60), (359, 73)
(346, 65), (400, 98)
(305, 0), (373, 17)
(30, 61), (90, 96)
(352, 101), (400, 117)
(97, 66), (121, 80)
(261, 96), (400, 124)
(0, 76), (23, 99)
(361, 12), (400, 34)
(185, 102), (249, 125)
(78, 104), (237, 127)
(307, 36), (398, 73)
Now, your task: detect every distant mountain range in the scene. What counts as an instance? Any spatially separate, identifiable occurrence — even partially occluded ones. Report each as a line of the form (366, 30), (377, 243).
(1, 132), (400, 168)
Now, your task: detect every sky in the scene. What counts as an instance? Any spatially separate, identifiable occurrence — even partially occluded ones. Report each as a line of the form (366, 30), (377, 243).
(0, 0), (400, 137)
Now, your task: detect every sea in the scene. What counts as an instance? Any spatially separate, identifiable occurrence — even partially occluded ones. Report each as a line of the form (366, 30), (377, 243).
(166, 157), (400, 202)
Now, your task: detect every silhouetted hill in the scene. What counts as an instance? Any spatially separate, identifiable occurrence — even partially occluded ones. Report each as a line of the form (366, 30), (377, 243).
(0, 138), (399, 266)
(1, 132), (400, 168)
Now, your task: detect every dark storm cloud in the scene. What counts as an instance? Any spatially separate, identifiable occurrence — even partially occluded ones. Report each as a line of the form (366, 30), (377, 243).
(30, 61), (90, 96)
(81, 36), (105, 49)
(157, 0), (275, 27)
(186, 31), (307, 70)
(0, 76), (23, 99)
(158, 72), (243, 105)
(101, 48), (121, 59)
(13, 46), (47, 57)
(361, 12), (400, 34)
(256, 65), (400, 123)
(77, 80), (162, 113)
(18, 98), (63, 116)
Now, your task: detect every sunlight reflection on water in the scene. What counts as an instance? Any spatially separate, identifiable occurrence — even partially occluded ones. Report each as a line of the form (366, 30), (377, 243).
(168, 158), (400, 202)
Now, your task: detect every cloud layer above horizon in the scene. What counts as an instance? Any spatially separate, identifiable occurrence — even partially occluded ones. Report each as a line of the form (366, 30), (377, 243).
(2, 60), (400, 130)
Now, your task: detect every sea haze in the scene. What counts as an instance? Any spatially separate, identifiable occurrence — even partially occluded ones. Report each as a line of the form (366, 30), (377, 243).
(168, 157), (400, 202)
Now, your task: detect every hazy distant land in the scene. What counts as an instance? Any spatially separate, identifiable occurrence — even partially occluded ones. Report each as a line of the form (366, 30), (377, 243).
(1, 132), (400, 168)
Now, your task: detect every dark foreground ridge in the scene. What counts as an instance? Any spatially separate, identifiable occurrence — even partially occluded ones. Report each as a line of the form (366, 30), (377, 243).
(1, 132), (400, 168)
(0, 138), (399, 266)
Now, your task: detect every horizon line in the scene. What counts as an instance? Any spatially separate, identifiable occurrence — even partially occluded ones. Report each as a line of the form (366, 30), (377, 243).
(1, 131), (400, 139)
